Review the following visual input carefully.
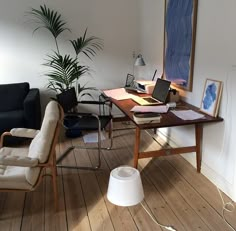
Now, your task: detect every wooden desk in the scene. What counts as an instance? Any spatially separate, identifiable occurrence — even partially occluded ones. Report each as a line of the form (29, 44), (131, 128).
(110, 97), (223, 172)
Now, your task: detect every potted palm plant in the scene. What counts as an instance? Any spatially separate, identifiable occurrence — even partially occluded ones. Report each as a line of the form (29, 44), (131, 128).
(28, 4), (103, 96)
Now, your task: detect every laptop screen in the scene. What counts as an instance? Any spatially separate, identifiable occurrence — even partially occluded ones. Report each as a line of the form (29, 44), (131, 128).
(152, 78), (171, 102)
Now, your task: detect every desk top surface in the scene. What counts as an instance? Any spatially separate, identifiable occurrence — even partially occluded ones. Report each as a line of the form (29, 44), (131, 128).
(109, 97), (223, 129)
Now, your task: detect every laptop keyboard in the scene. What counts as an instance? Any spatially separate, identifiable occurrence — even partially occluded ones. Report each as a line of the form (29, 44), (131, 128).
(131, 96), (160, 105)
(131, 96), (149, 105)
(144, 97), (159, 103)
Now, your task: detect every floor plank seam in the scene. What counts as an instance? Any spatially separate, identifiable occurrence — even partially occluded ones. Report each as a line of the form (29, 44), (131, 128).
(76, 152), (93, 231)
(141, 168), (186, 231)
(60, 164), (69, 231)
(19, 193), (27, 231)
(93, 169), (116, 231)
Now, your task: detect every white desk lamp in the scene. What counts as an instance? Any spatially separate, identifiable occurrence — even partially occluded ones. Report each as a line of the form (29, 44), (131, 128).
(107, 166), (176, 231)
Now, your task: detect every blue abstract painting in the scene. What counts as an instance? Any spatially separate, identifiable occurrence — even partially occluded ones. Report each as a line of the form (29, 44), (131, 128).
(164, 0), (197, 91)
(202, 83), (217, 110)
(200, 79), (222, 117)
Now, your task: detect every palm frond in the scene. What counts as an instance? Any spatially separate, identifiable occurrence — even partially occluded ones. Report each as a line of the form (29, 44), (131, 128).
(28, 4), (70, 39)
(44, 52), (90, 92)
(70, 28), (103, 59)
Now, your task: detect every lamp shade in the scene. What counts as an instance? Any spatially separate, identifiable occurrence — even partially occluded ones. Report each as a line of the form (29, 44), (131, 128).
(134, 54), (146, 66)
(107, 166), (144, 206)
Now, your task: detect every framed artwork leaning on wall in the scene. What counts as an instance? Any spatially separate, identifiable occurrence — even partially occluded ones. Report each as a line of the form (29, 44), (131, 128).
(200, 79), (223, 117)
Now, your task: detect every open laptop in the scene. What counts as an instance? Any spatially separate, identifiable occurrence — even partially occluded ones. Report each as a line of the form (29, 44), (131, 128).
(132, 78), (171, 105)
(124, 74), (146, 93)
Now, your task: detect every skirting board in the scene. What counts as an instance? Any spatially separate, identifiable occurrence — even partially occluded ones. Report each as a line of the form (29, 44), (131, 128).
(156, 130), (235, 202)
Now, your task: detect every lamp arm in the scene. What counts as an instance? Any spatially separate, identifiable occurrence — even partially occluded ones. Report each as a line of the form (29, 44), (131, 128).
(140, 202), (177, 231)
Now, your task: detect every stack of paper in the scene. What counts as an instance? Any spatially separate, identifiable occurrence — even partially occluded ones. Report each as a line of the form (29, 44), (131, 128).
(131, 105), (169, 113)
(133, 112), (161, 124)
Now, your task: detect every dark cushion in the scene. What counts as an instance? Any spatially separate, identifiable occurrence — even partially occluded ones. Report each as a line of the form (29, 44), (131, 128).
(0, 82), (29, 112)
(0, 110), (25, 134)
(24, 88), (41, 129)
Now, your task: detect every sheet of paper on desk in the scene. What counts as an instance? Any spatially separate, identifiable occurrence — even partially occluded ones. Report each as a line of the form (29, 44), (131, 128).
(131, 105), (169, 113)
(103, 88), (132, 100)
(171, 110), (205, 120)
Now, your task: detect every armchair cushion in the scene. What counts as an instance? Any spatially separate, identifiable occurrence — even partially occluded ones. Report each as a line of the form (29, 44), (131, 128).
(28, 102), (59, 163)
(26, 101), (59, 185)
(0, 154), (38, 167)
(0, 146), (33, 190)
(10, 128), (39, 138)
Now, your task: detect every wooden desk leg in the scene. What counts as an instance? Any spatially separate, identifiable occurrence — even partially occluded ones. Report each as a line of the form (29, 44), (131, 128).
(195, 124), (203, 173)
(134, 127), (141, 169)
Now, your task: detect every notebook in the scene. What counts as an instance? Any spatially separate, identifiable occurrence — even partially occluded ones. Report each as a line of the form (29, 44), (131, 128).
(131, 78), (171, 105)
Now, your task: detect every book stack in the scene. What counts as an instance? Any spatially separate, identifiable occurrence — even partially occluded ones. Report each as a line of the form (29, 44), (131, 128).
(133, 112), (161, 124)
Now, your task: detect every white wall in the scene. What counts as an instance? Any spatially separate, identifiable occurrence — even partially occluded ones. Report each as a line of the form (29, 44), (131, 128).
(138, 0), (165, 80)
(138, 0), (236, 201)
(0, 0), (139, 110)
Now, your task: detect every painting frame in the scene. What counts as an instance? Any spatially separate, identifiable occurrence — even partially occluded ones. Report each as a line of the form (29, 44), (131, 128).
(163, 0), (198, 91)
(200, 79), (223, 117)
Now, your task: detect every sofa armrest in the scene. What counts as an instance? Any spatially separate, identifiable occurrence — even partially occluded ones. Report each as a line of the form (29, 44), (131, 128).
(0, 154), (39, 167)
(10, 128), (39, 138)
(24, 88), (41, 129)
(0, 128), (39, 148)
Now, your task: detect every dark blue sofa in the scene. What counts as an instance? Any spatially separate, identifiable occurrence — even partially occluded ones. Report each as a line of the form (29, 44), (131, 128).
(0, 82), (41, 145)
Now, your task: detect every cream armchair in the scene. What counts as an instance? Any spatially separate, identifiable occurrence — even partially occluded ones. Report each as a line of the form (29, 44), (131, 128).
(0, 101), (63, 210)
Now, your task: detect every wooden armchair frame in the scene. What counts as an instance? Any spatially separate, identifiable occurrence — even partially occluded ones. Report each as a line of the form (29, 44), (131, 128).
(0, 102), (64, 211)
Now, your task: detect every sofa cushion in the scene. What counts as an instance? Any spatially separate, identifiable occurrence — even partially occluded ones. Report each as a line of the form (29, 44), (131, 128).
(0, 82), (29, 112)
(0, 110), (25, 134)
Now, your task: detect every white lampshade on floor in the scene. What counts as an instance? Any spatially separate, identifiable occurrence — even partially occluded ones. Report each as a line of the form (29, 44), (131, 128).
(107, 166), (144, 207)
(107, 166), (176, 231)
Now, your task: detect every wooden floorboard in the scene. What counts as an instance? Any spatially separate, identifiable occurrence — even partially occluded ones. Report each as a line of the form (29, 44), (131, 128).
(0, 122), (235, 231)
(44, 145), (67, 231)
(21, 181), (45, 231)
(0, 192), (25, 231)
(60, 138), (91, 231)
(154, 158), (232, 230)
(166, 155), (236, 229)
